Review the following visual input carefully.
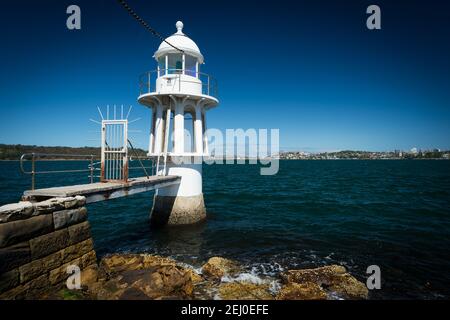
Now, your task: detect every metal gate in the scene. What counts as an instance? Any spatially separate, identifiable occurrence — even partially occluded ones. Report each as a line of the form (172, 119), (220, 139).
(101, 120), (128, 182)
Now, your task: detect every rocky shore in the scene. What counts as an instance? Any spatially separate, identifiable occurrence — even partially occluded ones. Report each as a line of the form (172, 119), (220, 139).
(42, 254), (369, 300)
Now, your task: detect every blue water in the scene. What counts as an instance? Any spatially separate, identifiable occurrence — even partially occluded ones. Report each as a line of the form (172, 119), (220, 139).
(1, 160), (450, 299)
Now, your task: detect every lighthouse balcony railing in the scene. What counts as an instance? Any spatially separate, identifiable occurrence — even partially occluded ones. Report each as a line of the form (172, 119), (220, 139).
(139, 69), (218, 98)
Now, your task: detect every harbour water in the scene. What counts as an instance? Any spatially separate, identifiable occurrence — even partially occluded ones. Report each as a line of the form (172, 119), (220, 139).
(1, 160), (449, 299)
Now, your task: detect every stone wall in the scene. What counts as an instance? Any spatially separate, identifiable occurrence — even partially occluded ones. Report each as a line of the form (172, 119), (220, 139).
(0, 196), (97, 299)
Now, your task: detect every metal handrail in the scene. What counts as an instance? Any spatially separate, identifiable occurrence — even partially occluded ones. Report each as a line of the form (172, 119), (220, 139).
(127, 139), (150, 179)
(20, 152), (158, 190)
(20, 153), (99, 190)
(138, 69), (218, 98)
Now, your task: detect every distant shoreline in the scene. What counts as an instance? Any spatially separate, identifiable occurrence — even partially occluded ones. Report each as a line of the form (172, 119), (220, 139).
(0, 159), (98, 162)
(1, 158), (449, 162)
(2, 144), (449, 161)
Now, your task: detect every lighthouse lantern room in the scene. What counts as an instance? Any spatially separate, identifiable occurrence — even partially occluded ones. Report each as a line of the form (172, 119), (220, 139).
(138, 21), (218, 226)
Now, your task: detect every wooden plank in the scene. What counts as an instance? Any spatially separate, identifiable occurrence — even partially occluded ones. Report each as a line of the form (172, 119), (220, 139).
(23, 176), (180, 203)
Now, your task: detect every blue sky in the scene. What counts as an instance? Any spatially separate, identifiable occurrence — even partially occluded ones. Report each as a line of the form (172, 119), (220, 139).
(0, 0), (449, 152)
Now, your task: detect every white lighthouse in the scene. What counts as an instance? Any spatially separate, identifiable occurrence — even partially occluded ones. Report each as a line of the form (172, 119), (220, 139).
(138, 21), (218, 226)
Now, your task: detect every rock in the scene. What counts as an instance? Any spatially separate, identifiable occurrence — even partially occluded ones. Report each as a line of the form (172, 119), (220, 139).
(141, 254), (177, 268)
(276, 282), (327, 300)
(0, 241), (31, 274)
(93, 265), (193, 300)
(97, 254), (199, 299)
(2, 274), (51, 300)
(0, 269), (20, 293)
(281, 265), (346, 284)
(100, 254), (145, 276)
(80, 250), (97, 269)
(0, 214), (53, 248)
(33, 197), (81, 214)
(281, 265), (368, 300)
(33, 198), (65, 214)
(99, 254), (178, 276)
(130, 265), (193, 299)
(19, 250), (63, 283)
(62, 198), (79, 209)
(0, 202), (34, 223)
(47, 251), (95, 287)
(118, 286), (151, 300)
(191, 279), (220, 300)
(29, 229), (70, 260)
(75, 196), (86, 207)
(218, 282), (273, 300)
(48, 258), (81, 285)
(81, 265), (99, 288)
(33, 196), (86, 214)
(26, 274), (54, 299)
(53, 207), (87, 230)
(327, 273), (369, 300)
(85, 281), (104, 299)
(68, 221), (92, 245)
(187, 269), (204, 284)
(61, 238), (95, 264)
(94, 277), (128, 300)
(202, 257), (240, 279)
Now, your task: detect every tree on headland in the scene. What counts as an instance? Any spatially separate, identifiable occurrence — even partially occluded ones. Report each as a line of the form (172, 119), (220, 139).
(0, 144), (147, 160)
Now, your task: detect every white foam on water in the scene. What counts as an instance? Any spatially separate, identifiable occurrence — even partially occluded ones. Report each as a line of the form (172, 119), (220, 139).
(176, 261), (203, 275)
(220, 266), (283, 295)
(193, 266), (203, 274)
(327, 291), (345, 300)
(249, 262), (284, 277)
(268, 280), (282, 295)
(221, 272), (266, 285)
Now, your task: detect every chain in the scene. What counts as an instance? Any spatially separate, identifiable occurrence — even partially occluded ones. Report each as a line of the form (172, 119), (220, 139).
(117, 0), (184, 53)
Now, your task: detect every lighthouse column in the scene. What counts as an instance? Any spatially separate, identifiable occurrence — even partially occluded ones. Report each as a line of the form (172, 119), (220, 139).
(148, 108), (156, 154)
(194, 102), (204, 154)
(153, 103), (164, 154)
(174, 100), (184, 154)
(150, 98), (206, 226)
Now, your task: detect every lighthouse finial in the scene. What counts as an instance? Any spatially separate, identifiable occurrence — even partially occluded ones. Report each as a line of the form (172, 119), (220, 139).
(176, 21), (184, 34)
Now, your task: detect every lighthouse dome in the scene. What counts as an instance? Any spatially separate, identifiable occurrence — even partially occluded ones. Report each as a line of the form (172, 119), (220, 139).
(154, 21), (204, 64)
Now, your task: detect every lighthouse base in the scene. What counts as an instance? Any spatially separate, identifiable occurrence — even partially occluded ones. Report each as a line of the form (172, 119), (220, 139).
(150, 193), (206, 226)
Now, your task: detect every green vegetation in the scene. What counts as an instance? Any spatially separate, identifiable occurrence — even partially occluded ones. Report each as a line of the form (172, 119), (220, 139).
(0, 144), (147, 160)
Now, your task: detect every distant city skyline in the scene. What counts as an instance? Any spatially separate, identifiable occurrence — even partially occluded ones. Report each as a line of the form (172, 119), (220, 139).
(0, 0), (449, 152)
(0, 141), (445, 155)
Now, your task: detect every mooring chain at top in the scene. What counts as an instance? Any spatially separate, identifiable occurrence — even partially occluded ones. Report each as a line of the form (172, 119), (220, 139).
(117, 0), (184, 53)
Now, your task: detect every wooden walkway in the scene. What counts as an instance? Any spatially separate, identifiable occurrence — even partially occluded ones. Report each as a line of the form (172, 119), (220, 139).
(22, 176), (181, 204)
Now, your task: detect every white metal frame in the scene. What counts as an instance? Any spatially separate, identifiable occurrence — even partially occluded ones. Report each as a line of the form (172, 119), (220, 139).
(101, 119), (129, 182)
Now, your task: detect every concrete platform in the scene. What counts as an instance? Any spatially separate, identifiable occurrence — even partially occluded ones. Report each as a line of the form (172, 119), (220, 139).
(22, 176), (181, 204)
